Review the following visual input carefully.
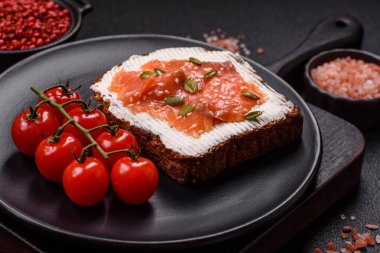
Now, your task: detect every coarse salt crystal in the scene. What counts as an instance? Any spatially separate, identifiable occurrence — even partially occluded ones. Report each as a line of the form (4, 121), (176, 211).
(311, 56), (380, 99)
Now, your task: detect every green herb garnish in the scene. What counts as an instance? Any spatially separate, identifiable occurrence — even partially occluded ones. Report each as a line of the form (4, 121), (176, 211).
(183, 79), (199, 94)
(244, 111), (263, 120)
(178, 104), (195, 116)
(241, 91), (260, 100)
(139, 71), (153, 79)
(164, 95), (185, 106)
(189, 57), (202, 65)
(154, 68), (165, 76)
(204, 70), (218, 78)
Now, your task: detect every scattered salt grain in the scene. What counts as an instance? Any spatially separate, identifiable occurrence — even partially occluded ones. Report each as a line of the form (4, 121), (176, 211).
(203, 29), (251, 56)
(257, 47), (265, 55)
(375, 234), (380, 244)
(365, 224), (379, 230)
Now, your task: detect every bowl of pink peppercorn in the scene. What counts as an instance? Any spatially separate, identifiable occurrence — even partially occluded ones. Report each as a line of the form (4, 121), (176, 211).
(0, 0), (91, 71)
(305, 48), (380, 129)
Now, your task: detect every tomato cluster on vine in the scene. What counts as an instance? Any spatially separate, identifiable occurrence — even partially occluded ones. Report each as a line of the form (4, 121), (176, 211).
(11, 83), (158, 207)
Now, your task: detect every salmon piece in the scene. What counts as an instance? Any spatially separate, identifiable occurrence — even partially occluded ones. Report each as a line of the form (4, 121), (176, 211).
(201, 76), (264, 122)
(109, 59), (264, 138)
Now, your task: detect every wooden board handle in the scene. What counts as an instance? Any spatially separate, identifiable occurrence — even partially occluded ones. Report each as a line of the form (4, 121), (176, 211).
(267, 16), (363, 78)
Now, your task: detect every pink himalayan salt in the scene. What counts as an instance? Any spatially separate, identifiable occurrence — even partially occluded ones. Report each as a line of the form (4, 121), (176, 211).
(311, 56), (380, 99)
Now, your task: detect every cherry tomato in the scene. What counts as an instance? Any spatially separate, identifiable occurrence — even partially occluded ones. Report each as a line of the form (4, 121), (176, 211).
(63, 157), (109, 207)
(39, 86), (82, 122)
(62, 107), (108, 145)
(111, 156), (158, 205)
(11, 107), (60, 156)
(35, 133), (83, 183)
(93, 129), (138, 170)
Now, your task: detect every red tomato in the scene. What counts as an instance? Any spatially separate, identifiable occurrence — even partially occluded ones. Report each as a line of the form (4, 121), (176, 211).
(93, 129), (139, 170)
(62, 107), (108, 145)
(111, 156), (158, 205)
(39, 86), (82, 122)
(11, 107), (60, 156)
(35, 133), (83, 183)
(63, 157), (109, 207)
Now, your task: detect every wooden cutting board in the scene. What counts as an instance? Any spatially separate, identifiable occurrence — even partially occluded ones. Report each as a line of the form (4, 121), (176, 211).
(0, 15), (366, 253)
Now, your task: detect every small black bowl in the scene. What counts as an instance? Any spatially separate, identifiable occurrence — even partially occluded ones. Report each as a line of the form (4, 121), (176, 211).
(305, 48), (380, 129)
(0, 0), (91, 72)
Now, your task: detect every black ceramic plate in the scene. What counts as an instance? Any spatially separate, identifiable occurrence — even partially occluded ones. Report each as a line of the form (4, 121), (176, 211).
(0, 35), (321, 251)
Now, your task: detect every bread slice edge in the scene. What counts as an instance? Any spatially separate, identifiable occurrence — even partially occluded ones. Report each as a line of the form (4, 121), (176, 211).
(94, 90), (303, 184)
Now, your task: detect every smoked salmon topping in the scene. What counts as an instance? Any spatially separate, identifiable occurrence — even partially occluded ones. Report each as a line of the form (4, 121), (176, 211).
(109, 59), (265, 138)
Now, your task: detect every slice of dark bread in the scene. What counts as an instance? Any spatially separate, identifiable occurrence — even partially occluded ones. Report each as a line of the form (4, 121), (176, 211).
(91, 47), (303, 184)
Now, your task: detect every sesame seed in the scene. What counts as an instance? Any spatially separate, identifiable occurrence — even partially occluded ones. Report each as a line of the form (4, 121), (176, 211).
(129, 97), (134, 103)
(143, 96), (147, 100)
(164, 90), (170, 94)
(175, 78), (179, 84)
(134, 92), (139, 97)
(157, 82), (164, 87)
(137, 101), (141, 105)
(148, 91), (153, 95)
(189, 123), (198, 129)
(187, 112), (192, 116)
(198, 130), (204, 134)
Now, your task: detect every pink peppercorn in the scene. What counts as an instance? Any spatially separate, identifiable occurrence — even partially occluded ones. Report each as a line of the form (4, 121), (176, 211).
(0, 0), (71, 51)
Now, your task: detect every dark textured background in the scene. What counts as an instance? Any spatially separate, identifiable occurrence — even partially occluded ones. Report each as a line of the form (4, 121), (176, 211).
(2, 0), (380, 252)
(75, 0), (380, 252)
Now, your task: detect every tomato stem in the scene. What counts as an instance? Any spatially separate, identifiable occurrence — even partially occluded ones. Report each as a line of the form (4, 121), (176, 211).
(48, 119), (73, 143)
(30, 86), (137, 161)
(106, 145), (140, 161)
(77, 143), (96, 163)
(87, 124), (111, 133)
(107, 122), (119, 136)
(27, 99), (49, 120)
(80, 99), (96, 113)
(60, 99), (87, 108)
(42, 81), (81, 95)
(31, 86), (110, 160)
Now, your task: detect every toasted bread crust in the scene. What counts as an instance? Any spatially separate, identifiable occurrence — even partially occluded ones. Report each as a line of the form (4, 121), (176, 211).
(93, 90), (303, 184)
